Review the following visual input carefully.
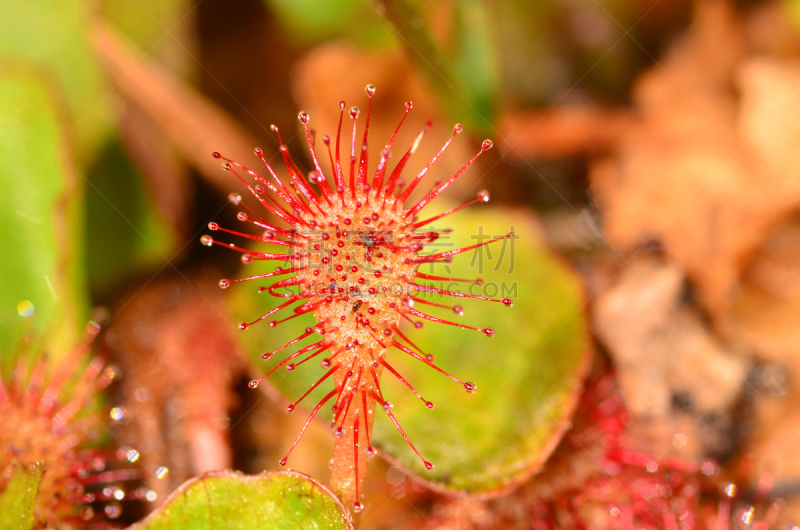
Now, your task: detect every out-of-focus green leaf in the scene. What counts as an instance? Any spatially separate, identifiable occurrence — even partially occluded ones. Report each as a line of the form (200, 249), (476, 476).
(84, 139), (179, 298)
(494, 0), (644, 106)
(263, 0), (388, 46)
(130, 470), (354, 530)
(0, 1), (112, 164)
(0, 71), (88, 358)
(382, 0), (499, 135)
(452, 0), (499, 131)
(101, 0), (195, 80)
(229, 207), (588, 495)
(0, 462), (44, 530)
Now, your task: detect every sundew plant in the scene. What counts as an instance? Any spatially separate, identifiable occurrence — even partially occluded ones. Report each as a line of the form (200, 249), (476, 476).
(203, 85), (514, 510)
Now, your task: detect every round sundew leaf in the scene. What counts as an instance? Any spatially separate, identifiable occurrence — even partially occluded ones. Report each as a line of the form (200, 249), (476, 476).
(0, 71), (88, 359)
(371, 208), (589, 494)
(129, 470), (354, 530)
(0, 462), (44, 530)
(227, 207), (589, 495)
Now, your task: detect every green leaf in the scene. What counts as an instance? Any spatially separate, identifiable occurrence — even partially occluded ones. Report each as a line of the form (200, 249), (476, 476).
(0, 71), (88, 358)
(101, 0), (195, 79)
(84, 138), (179, 298)
(131, 470), (354, 530)
(0, 1), (112, 164)
(381, 0), (500, 136)
(261, 0), (388, 47)
(451, 0), (500, 130)
(229, 207), (588, 495)
(0, 462), (44, 530)
(372, 209), (589, 493)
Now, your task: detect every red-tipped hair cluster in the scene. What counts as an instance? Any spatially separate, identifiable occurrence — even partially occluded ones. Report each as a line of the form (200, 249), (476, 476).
(0, 322), (154, 528)
(435, 373), (782, 530)
(204, 85), (513, 511)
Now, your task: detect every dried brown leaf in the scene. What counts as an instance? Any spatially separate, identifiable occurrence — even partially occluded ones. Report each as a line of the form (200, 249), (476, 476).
(727, 215), (800, 491)
(590, 0), (800, 320)
(593, 256), (746, 419)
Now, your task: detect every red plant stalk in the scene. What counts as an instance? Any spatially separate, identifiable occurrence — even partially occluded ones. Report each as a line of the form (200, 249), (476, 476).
(205, 85), (513, 511)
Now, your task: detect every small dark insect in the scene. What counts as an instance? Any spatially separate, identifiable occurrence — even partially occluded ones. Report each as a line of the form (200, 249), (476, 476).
(352, 300), (362, 313)
(360, 233), (375, 247)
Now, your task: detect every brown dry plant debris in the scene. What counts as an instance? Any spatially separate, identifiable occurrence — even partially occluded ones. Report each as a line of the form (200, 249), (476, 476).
(91, 22), (261, 195)
(291, 42), (480, 202)
(589, 0), (800, 324)
(592, 255), (746, 459)
(101, 271), (247, 502)
(499, 106), (636, 160)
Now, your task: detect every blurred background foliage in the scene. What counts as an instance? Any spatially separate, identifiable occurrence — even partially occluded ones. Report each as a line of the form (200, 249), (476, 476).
(6, 0), (800, 527)
(0, 0), (684, 356)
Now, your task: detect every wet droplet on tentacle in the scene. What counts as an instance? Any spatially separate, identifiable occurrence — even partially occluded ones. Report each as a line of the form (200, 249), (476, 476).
(104, 502), (122, 519)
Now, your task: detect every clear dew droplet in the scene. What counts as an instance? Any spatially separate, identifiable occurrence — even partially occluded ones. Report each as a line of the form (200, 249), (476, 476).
(17, 300), (33, 318)
(104, 501), (122, 519)
(353, 501), (364, 512)
(200, 235), (213, 247)
(464, 382), (477, 393)
(80, 507), (94, 521)
(248, 380), (259, 389)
